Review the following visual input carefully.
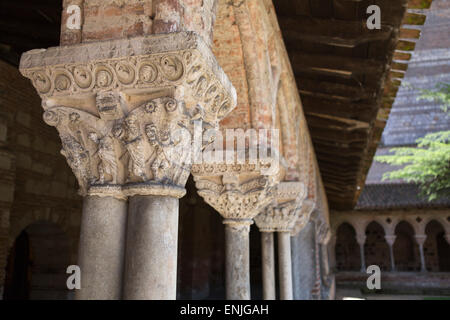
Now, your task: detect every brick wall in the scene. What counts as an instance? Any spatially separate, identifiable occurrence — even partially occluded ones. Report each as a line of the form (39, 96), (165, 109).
(0, 60), (82, 296)
(61, 0), (218, 46)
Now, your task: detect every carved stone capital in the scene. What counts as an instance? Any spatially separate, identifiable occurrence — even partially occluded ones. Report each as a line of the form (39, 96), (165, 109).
(254, 182), (306, 232)
(20, 32), (237, 199)
(193, 158), (282, 222)
(356, 234), (366, 246)
(384, 235), (397, 246)
(290, 199), (315, 236)
(414, 234), (427, 246)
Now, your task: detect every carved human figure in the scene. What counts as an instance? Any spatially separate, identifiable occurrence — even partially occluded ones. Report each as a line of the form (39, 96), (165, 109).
(60, 134), (90, 193)
(145, 122), (170, 182)
(114, 114), (148, 181)
(88, 132), (118, 184)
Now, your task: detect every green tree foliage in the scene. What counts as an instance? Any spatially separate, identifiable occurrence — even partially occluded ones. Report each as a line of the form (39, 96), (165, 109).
(375, 83), (450, 201)
(417, 82), (450, 113)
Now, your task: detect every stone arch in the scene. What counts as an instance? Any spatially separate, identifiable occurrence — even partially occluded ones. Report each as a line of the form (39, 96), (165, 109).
(335, 222), (360, 271)
(8, 209), (79, 265)
(425, 220), (450, 272)
(332, 219), (357, 235)
(382, 215), (399, 236)
(364, 221), (390, 271)
(393, 221), (420, 271)
(4, 220), (72, 300)
(9, 211), (70, 250)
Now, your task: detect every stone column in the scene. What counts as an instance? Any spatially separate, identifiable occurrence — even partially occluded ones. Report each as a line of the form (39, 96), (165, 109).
(223, 219), (252, 300)
(260, 231), (275, 300)
(193, 161), (281, 300)
(278, 231), (293, 300)
(75, 196), (127, 299)
(415, 234), (427, 272)
(384, 235), (397, 272)
(291, 220), (315, 300)
(255, 182), (307, 300)
(20, 32), (236, 300)
(356, 234), (367, 272)
(123, 195), (179, 299)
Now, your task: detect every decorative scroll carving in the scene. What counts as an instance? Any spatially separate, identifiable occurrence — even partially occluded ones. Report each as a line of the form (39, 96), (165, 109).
(20, 32), (237, 199)
(20, 32), (237, 127)
(254, 181), (307, 232)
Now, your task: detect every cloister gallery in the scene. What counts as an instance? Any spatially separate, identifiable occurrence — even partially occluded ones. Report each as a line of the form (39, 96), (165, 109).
(0, 0), (448, 300)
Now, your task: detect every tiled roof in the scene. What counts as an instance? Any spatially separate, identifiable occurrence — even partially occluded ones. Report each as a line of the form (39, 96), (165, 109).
(356, 183), (450, 210)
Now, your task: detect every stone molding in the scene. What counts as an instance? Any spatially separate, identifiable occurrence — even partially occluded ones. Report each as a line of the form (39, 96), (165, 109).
(254, 181), (306, 232)
(20, 32), (237, 199)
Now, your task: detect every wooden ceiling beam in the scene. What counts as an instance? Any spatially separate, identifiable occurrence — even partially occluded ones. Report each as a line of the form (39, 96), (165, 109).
(302, 95), (377, 123)
(278, 16), (393, 47)
(290, 52), (386, 80)
(296, 77), (378, 101)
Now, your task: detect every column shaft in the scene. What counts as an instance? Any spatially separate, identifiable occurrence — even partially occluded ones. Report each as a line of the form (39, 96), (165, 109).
(225, 222), (251, 300)
(359, 244), (366, 272)
(75, 196), (127, 300)
(123, 195), (179, 300)
(388, 244), (396, 271)
(278, 231), (293, 300)
(418, 244), (426, 272)
(261, 232), (275, 300)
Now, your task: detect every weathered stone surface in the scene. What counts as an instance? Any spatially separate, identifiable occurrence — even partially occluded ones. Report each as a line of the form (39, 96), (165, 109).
(254, 181), (306, 232)
(260, 232), (275, 300)
(278, 231), (293, 300)
(193, 163), (280, 222)
(20, 32), (237, 199)
(75, 196), (127, 300)
(224, 220), (251, 300)
(124, 195), (179, 300)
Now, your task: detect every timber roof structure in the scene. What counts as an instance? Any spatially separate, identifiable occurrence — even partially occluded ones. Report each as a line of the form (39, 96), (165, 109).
(274, 0), (432, 210)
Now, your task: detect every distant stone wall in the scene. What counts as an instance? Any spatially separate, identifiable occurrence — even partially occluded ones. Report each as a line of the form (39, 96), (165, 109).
(0, 60), (82, 297)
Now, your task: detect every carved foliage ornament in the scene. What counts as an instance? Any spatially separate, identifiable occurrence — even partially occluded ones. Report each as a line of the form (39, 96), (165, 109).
(194, 172), (278, 221)
(254, 181), (306, 232)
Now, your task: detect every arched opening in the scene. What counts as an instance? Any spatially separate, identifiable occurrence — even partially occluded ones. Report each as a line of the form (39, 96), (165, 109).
(425, 220), (450, 272)
(177, 176), (225, 299)
(4, 221), (71, 300)
(393, 221), (420, 271)
(364, 221), (390, 271)
(4, 231), (31, 300)
(335, 223), (360, 271)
